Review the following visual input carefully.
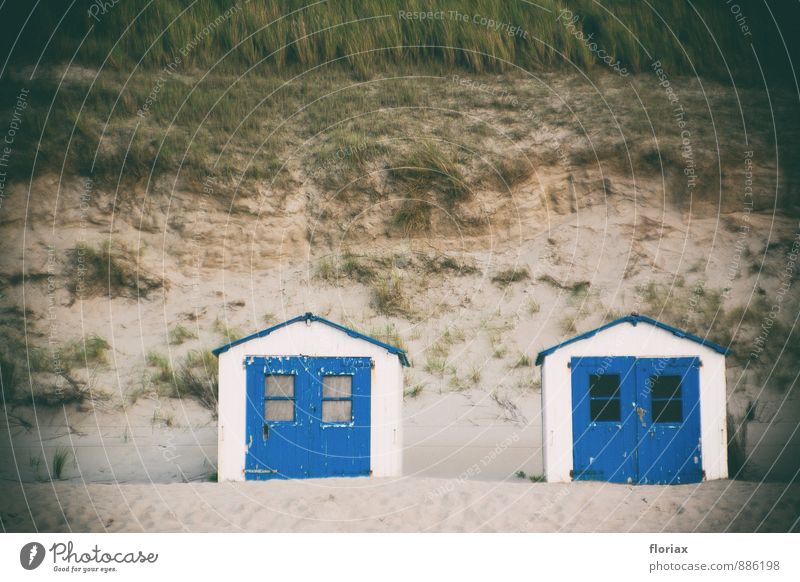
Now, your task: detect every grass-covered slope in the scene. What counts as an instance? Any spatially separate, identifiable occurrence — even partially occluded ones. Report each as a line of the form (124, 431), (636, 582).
(4, 0), (797, 81)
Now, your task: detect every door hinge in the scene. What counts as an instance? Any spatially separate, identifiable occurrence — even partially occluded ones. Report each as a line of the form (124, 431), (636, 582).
(569, 469), (574, 478)
(567, 361), (571, 369)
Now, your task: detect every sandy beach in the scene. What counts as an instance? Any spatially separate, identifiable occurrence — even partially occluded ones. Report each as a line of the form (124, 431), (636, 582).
(2, 478), (798, 533)
(1, 17), (799, 542)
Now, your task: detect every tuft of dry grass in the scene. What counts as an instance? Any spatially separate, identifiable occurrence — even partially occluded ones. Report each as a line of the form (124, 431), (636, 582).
(317, 252), (376, 284)
(50, 335), (111, 369)
(404, 383), (425, 399)
(392, 198), (432, 234)
(66, 242), (162, 300)
(146, 351), (172, 384)
(390, 143), (471, 233)
(420, 254), (479, 276)
(537, 274), (590, 295)
(173, 349), (218, 412)
(0, 353), (18, 403)
(511, 354), (531, 368)
(51, 448), (72, 481)
(169, 324), (197, 346)
(492, 267), (530, 287)
(371, 271), (408, 317)
(488, 155), (534, 190)
(368, 323), (407, 351)
(391, 142), (469, 207)
(212, 317), (244, 344)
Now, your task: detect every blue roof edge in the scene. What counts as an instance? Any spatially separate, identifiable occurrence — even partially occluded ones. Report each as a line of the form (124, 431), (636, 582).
(534, 314), (731, 366)
(211, 312), (410, 366)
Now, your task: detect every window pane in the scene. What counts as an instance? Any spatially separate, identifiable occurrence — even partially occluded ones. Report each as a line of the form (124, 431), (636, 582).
(265, 399), (294, 422)
(266, 375), (294, 398)
(322, 400), (352, 422)
(652, 399), (682, 423)
(649, 375), (682, 400)
(323, 375), (352, 398)
(590, 399), (620, 422)
(589, 374), (620, 398)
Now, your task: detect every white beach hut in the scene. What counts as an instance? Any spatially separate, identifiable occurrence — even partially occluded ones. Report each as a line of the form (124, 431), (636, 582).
(535, 314), (729, 484)
(213, 312), (408, 481)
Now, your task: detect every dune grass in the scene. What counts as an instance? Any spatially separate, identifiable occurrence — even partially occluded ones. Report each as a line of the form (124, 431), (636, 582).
(174, 349), (219, 412)
(492, 267), (530, 287)
(391, 142), (469, 206)
(0, 354), (18, 403)
(61, 335), (111, 368)
(146, 350), (173, 384)
(0, 2), (796, 215)
(7, 1), (791, 81)
(51, 448), (72, 480)
(371, 271), (408, 317)
(67, 242), (163, 300)
(169, 324), (198, 346)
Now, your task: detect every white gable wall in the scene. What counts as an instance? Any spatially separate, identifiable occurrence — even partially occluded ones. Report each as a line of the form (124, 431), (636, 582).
(540, 321), (728, 482)
(217, 320), (404, 481)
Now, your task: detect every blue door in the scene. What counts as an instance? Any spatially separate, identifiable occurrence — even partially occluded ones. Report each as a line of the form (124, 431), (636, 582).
(571, 356), (702, 484)
(636, 358), (702, 484)
(245, 356), (371, 480)
(571, 357), (638, 483)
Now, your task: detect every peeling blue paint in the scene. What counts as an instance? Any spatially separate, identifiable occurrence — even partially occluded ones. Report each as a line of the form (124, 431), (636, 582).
(245, 356), (371, 480)
(571, 356), (702, 485)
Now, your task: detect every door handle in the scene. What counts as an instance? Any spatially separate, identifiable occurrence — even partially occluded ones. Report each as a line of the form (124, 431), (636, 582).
(636, 406), (646, 425)
(263, 424), (269, 440)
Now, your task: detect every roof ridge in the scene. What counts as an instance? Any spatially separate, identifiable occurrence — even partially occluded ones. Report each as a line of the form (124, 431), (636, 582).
(211, 312), (410, 366)
(534, 313), (730, 365)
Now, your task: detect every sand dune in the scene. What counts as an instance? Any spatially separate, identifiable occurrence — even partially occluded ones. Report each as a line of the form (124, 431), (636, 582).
(2, 478), (798, 533)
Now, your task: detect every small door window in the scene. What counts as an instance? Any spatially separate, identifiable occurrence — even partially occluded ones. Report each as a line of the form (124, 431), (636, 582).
(265, 375), (295, 421)
(322, 375), (353, 423)
(650, 375), (682, 423)
(589, 374), (621, 422)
